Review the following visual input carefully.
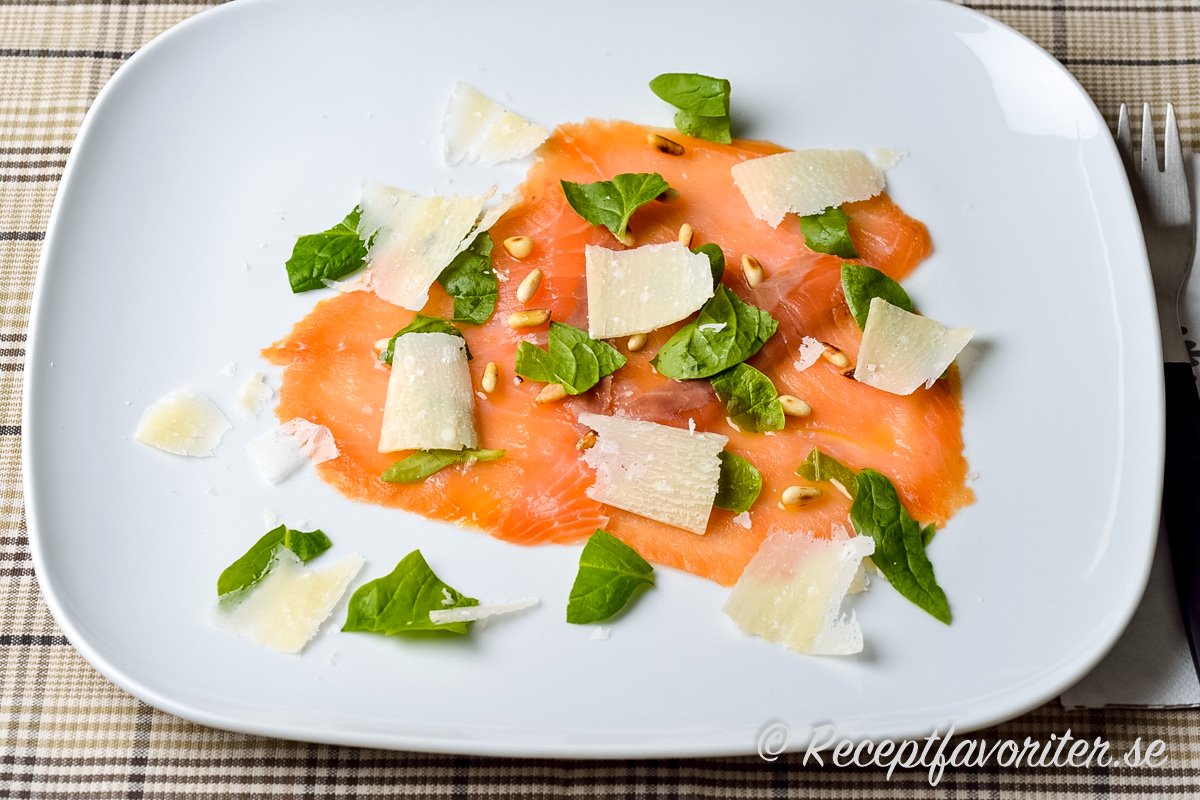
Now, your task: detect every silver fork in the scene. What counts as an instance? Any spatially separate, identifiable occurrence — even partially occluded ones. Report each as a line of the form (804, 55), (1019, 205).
(1116, 103), (1200, 679)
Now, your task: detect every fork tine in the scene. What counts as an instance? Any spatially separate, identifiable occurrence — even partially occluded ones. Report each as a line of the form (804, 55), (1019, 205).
(1117, 103), (1132, 158)
(1164, 103), (1184, 175)
(1141, 102), (1159, 173)
(1117, 104), (1134, 174)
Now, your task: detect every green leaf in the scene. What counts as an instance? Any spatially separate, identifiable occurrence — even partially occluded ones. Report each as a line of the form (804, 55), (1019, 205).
(514, 322), (626, 395)
(799, 207), (859, 258)
(850, 469), (951, 624)
(694, 242), (725, 287)
(217, 525), (332, 597)
(648, 73), (733, 144)
(342, 550), (478, 636)
(380, 314), (471, 365)
(566, 530), (654, 624)
(714, 451), (762, 513)
(841, 263), (914, 330)
(560, 173), (670, 239)
(381, 448), (505, 484)
(652, 285), (778, 380)
(437, 232), (498, 324)
(709, 363), (785, 433)
(796, 448), (858, 500)
(285, 207), (369, 293)
(673, 111), (732, 144)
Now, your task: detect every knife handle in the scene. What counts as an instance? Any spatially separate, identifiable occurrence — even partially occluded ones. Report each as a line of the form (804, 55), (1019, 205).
(1163, 361), (1200, 676)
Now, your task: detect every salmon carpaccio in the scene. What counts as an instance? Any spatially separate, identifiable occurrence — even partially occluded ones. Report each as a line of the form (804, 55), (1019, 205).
(264, 120), (973, 586)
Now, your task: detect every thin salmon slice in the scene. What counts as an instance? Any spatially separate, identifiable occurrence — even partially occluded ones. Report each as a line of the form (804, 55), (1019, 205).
(264, 120), (971, 586)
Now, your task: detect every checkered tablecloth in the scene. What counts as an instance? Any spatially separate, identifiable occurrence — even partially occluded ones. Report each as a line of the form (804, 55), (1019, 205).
(3, 2), (1199, 797)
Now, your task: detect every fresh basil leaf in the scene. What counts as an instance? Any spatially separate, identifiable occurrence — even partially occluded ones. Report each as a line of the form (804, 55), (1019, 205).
(648, 73), (733, 144)
(285, 207), (369, 293)
(694, 243), (725, 287)
(652, 285), (778, 380)
(841, 263), (914, 330)
(674, 111), (732, 144)
(715, 450), (762, 513)
(381, 448), (505, 484)
(342, 550), (478, 636)
(850, 469), (951, 624)
(437, 232), (498, 324)
(566, 530), (654, 624)
(709, 363), (784, 433)
(560, 173), (670, 239)
(799, 207), (859, 258)
(796, 448), (858, 500)
(922, 522), (937, 547)
(217, 525), (332, 597)
(380, 314), (471, 365)
(514, 322), (626, 395)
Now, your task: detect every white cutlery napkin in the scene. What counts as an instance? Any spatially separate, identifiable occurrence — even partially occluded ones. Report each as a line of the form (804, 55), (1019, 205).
(1060, 154), (1200, 709)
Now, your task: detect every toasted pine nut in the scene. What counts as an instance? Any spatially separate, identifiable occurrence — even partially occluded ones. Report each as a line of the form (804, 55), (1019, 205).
(615, 228), (636, 247)
(516, 268), (543, 304)
(647, 132), (685, 156)
(481, 362), (498, 393)
(677, 223), (695, 247)
(536, 383), (568, 404)
(656, 188), (680, 202)
(627, 333), (648, 352)
(503, 236), (533, 259)
(741, 254), (764, 287)
(820, 343), (850, 369)
(576, 430), (598, 451)
(507, 308), (551, 329)
(778, 395), (812, 418)
(780, 485), (822, 508)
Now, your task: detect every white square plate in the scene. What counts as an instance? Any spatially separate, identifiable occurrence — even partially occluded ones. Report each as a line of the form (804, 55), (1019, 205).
(26, 0), (1161, 756)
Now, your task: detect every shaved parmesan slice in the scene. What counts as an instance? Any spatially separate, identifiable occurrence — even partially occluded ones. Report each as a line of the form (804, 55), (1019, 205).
(443, 82), (549, 165)
(246, 418), (339, 484)
(585, 243), (715, 339)
(579, 412), (726, 535)
(356, 182), (504, 310)
(429, 597), (539, 624)
(282, 418), (339, 462)
(794, 336), (824, 371)
(854, 297), (974, 395)
(724, 530), (874, 655)
(731, 149), (885, 227)
(219, 549), (364, 654)
(474, 189), (522, 234)
(870, 148), (906, 169)
(134, 388), (230, 457)
(379, 332), (477, 452)
(235, 372), (274, 416)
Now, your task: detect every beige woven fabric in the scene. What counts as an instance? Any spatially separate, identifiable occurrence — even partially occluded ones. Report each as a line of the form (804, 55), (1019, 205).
(1, 2), (1198, 797)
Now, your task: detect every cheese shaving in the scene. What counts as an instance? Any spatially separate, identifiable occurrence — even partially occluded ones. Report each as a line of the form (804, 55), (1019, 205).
(442, 82), (549, 165)
(235, 372), (274, 416)
(724, 529), (874, 655)
(854, 297), (974, 395)
(379, 332), (477, 452)
(219, 550), (364, 654)
(579, 412), (726, 535)
(794, 336), (824, 371)
(355, 182), (510, 311)
(134, 388), (231, 457)
(731, 149), (885, 227)
(245, 418), (339, 484)
(585, 243), (714, 339)
(429, 597), (539, 624)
